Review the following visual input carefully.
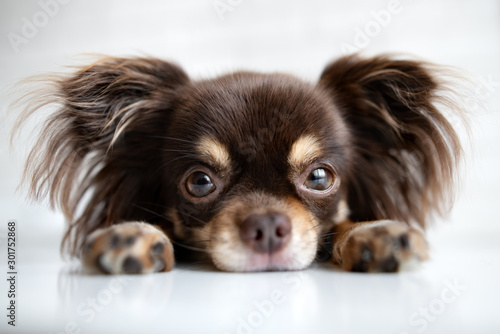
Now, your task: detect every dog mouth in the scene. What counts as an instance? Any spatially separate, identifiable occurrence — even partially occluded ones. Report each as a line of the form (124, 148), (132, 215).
(235, 251), (299, 272)
(205, 195), (320, 272)
(211, 243), (314, 272)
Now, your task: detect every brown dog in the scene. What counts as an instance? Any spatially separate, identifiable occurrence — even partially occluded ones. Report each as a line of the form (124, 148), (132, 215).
(14, 54), (464, 274)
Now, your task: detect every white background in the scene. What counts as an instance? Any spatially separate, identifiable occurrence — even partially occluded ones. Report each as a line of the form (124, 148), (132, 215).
(0, 0), (499, 333)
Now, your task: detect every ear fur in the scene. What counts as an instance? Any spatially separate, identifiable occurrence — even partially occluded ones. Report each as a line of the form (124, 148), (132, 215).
(318, 54), (464, 227)
(12, 57), (189, 256)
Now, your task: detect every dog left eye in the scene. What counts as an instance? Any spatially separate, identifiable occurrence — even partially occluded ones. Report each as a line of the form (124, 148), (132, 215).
(304, 168), (333, 191)
(186, 172), (216, 197)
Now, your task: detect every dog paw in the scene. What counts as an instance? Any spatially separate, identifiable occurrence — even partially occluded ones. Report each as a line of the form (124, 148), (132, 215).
(335, 220), (429, 273)
(82, 222), (174, 274)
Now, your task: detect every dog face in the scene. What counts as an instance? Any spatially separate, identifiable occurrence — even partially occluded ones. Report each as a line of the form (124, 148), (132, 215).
(15, 55), (462, 272)
(164, 73), (350, 271)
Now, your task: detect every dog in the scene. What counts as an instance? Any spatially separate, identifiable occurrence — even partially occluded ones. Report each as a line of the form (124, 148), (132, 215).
(13, 54), (465, 274)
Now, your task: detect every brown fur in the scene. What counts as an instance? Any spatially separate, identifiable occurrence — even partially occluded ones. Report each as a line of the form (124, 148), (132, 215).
(13, 57), (189, 256)
(11, 54), (466, 272)
(318, 55), (463, 226)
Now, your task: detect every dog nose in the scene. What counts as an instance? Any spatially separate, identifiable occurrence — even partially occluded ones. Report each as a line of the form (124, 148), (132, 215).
(239, 212), (292, 253)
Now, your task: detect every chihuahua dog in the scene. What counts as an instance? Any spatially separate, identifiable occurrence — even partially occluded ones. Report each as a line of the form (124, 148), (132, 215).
(14, 54), (464, 274)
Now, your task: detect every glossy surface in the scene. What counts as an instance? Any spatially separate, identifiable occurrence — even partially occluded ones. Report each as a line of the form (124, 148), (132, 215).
(1, 244), (500, 333)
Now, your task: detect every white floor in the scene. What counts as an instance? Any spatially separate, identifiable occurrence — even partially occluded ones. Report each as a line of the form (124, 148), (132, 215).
(5, 246), (500, 334)
(1, 1), (500, 333)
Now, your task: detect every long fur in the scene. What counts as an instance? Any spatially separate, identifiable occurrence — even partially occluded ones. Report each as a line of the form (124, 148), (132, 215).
(12, 54), (465, 258)
(13, 57), (189, 256)
(319, 54), (464, 226)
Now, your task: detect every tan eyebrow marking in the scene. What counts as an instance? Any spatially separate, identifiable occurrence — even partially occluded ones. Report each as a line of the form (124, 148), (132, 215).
(197, 136), (231, 170)
(288, 134), (323, 170)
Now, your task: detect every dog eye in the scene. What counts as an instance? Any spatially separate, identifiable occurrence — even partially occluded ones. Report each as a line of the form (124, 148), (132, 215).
(304, 168), (333, 191)
(186, 172), (216, 197)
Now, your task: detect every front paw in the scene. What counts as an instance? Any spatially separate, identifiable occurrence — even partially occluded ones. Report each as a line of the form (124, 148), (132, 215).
(82, 222), (174, 274)
(335, 220), (429, 273)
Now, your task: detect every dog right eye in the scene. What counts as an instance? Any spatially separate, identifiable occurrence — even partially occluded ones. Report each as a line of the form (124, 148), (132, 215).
(185, 172), (216, 197)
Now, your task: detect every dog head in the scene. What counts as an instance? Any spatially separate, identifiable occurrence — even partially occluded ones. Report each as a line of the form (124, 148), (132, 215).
(166, 73), (350, 271)
(15, 55), (462, 271)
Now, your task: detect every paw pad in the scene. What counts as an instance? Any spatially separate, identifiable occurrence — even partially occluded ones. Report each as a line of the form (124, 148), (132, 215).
(82, 222), (174, 274)
(338, 221), (428, 273)
(122, 256), (142, 274)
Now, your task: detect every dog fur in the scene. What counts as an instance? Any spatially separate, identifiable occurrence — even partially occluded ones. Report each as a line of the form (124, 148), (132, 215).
(13, 54), (464, 273)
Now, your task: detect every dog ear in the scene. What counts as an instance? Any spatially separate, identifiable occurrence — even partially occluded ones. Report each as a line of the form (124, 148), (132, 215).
(13, 57), (189, 256)
(318, 54), (464, 227)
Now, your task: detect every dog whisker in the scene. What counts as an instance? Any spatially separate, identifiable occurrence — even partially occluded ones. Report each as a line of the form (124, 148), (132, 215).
(145, 135), (196, 144)
(170, 240), (214, 254)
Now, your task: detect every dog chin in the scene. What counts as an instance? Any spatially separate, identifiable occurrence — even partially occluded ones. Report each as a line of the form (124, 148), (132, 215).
(214, 249), (312, 272)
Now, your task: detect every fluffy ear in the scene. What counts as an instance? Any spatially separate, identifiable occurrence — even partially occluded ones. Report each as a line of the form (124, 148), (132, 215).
(318, 54), (464, 227)
(13, 57), (189, 256)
